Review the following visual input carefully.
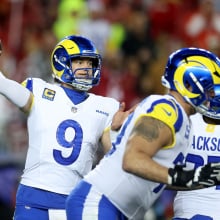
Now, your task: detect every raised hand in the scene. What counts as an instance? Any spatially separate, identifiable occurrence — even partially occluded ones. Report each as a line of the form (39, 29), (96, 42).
(111, 102), (137, 131)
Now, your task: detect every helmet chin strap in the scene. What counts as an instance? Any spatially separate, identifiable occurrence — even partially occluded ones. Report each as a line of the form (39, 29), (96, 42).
(71, 81), (92, 91)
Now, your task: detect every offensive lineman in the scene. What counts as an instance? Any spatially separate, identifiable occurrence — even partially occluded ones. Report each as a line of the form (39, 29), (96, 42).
(66, 48), (220, 220)
(0, 35), (123, 220)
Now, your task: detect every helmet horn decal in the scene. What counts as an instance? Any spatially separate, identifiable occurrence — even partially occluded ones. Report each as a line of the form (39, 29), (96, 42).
(58, 39), (80, 55)
(174, 63), (200, 98)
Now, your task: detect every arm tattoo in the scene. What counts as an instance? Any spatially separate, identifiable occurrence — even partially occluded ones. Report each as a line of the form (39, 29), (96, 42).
(132, 117), (166, 142)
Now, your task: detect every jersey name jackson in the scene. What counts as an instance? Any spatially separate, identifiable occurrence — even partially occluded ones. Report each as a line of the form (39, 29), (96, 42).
(191, 134), (220, 152)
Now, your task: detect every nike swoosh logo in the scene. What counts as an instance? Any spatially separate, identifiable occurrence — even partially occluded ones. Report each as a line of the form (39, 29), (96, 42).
(162, 108), (172, 116)
(25, 206), (31, 210)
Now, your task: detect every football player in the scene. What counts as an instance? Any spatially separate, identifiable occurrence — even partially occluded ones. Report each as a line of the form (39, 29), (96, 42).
(65, 48), (220, 220)
(0, 35), (125, 220)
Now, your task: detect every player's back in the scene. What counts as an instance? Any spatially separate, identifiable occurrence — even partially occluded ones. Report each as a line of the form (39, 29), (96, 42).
(85, 94), (191, 219)
(173, 113), (220, 219)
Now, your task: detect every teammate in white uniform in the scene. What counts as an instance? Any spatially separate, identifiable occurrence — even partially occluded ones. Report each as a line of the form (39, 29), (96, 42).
(173, 111), (220, 220)
(0, 35), (123, 220)
(65, 48), (220, 220)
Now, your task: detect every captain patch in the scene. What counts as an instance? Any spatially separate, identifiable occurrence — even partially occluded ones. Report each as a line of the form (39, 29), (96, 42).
(42, 88), (56, 101)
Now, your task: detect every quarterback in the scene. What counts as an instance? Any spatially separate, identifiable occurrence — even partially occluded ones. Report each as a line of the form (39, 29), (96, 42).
(0, 35), (122, 220)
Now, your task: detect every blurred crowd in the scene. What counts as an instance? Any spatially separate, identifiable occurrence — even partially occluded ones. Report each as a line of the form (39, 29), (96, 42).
(1, 0), (220, 219)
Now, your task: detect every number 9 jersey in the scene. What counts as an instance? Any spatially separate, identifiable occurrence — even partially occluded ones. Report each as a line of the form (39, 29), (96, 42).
(20, 77), (119, 195)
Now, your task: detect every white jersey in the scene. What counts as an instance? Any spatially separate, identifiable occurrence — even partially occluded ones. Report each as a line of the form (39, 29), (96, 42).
(173, 113), (220, 219)
(20, 78), (119, 195)
(84, 94), (191, 220)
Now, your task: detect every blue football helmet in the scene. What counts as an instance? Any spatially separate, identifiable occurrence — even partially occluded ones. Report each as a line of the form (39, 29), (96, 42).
(51, 35), (101, 91)
(161, 47), (220, 119)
